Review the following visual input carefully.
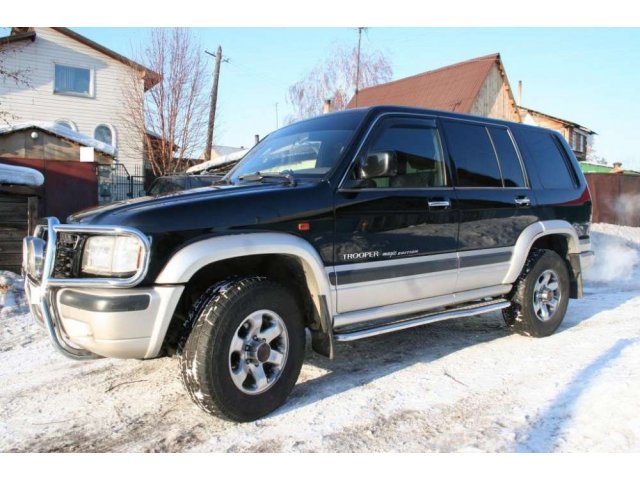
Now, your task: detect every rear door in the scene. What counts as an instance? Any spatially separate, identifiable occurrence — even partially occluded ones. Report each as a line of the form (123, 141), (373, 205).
(333, 115), (459, 313)
(440, 118), (535, 292)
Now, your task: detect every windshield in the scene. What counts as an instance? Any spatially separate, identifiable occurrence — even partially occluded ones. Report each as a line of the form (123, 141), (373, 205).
(227, 110), (366, 183)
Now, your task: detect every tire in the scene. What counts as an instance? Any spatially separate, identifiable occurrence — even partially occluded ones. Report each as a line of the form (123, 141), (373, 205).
(503, 249), (570, 337)
(178, 276), (305, 422)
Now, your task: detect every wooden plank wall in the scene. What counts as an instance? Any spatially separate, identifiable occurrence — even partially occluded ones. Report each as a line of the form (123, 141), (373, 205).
(0, 191), (38, 273)
(585, 173), (640, 227)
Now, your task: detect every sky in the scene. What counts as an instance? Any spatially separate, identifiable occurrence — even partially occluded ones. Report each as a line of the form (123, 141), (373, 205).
(63, 27), (640, 170)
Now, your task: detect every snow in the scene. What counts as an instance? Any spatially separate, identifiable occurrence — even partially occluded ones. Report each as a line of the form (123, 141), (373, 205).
(186, 149), (248, 174)
(1, 223), (639, 452)
(0, 163), (45, 187)
(0, 121), (116, 157)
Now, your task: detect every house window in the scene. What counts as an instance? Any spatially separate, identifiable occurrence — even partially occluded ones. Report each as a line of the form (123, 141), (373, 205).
(54, 119), (77, 132)
(572, 131), (586, 153)
(94, 124), (115, 147)
(54, 64), (92, 96)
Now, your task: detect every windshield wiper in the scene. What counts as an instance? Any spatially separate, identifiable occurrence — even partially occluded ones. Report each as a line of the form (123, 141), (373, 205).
(238, 171), (297, 186)
(212, 177), (233, 186)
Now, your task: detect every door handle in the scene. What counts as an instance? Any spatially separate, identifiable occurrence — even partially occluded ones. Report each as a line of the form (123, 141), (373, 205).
(427, 199), (451, 209)
(515, 196), (531, 207)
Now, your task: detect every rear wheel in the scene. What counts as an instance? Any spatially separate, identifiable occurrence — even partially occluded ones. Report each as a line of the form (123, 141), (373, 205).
(178, 277), (305, 422)
(503, 249), (570, 337)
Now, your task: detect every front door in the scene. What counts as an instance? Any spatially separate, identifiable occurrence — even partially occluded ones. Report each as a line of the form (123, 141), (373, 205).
(333, 116), (459, 313)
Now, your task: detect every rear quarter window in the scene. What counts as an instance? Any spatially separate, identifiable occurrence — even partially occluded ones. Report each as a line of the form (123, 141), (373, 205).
(518, 130), (577, 189)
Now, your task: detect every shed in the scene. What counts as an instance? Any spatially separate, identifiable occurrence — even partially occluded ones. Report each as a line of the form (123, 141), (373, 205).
(0, 122), (114, 220)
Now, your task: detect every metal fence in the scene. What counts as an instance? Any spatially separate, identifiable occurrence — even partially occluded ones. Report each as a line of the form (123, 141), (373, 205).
(98, 164), (146, 203)
(585, 173), (640, 227)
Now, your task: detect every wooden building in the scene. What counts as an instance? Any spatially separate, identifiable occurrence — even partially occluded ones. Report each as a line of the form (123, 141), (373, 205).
(0, 122), (115, 221)
(519, 107), (596, 162)
(346, 53), (521, 123)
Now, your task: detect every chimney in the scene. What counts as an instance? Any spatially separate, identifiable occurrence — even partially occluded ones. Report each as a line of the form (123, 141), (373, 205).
(254, 134), (260, 144)
(518, 80), (523, 106)
(323, 99), (332, 114)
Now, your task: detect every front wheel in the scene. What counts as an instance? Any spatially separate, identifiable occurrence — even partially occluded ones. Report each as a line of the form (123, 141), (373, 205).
(178, 277), (305, 422)
(503, 249), (570, 337)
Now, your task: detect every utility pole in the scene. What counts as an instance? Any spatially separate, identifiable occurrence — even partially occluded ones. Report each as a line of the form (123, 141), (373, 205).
(204, 46), (224, 161)
(354, 27), (365, 107)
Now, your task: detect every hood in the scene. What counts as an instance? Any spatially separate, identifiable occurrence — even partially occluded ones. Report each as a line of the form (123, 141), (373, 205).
(68, 180), (330, 235)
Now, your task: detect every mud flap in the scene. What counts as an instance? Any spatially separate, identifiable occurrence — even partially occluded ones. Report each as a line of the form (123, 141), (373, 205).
(310, 294), (334, 359)
(568, 253), (583, 299)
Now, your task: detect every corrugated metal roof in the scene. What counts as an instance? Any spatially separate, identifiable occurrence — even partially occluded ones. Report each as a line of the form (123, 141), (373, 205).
(346, 53), (500, 113)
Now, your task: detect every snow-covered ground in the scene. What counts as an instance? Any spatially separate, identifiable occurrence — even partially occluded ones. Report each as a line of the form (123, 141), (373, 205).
(1, 223), (639, 452)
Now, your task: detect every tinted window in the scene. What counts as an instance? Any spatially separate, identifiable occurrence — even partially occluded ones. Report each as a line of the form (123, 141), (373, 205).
(520, 130), (576, 189)
(488, 127), (526, 188)
(358, 120), (446, 188)
(443, 120), (501, 187)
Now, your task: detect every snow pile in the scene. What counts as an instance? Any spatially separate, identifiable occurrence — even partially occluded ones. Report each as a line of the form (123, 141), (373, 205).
(0, 223), (639, 452)
(0, 271), (28, 320)
(0, 163), (44, 187)
(0, 122), (116, 157)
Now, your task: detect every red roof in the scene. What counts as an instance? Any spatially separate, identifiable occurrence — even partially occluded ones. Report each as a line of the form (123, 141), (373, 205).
(347, 53), (501, 113)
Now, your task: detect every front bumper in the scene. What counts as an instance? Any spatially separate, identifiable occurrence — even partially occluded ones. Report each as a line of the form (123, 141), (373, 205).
(25, 279), (183, 359)
(22, 217), (183, 360)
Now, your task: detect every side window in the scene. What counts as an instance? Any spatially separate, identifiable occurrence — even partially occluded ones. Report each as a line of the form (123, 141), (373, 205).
(520, 130), (576, 189)
(487, 127), (526, 188)
(442, 120), (502, 187)
(353, 119), (447, 188)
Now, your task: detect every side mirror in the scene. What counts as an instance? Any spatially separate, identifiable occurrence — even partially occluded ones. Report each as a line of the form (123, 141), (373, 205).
(358, 151), (398, 179)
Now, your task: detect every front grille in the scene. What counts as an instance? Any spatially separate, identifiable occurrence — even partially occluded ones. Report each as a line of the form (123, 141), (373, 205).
(53, 233), (83, 278)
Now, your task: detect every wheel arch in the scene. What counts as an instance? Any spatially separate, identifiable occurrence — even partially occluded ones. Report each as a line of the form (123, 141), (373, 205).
(504, 220), (580, 286)
(155, 233), (335, 358)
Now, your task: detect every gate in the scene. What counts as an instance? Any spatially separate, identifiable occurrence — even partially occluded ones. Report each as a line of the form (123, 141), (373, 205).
(100, 164), (145, 203)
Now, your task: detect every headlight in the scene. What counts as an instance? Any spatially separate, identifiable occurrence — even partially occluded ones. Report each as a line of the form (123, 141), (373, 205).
(81, 235), (143, 277)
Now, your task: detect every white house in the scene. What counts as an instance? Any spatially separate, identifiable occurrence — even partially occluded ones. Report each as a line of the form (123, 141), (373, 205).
(0, 27), (159, 179)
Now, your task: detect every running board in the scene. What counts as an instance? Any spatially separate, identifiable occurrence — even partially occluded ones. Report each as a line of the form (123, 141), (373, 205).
(334, 300), (511, 342)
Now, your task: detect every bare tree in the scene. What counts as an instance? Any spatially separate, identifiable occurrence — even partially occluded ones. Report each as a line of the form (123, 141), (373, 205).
(122, 28), (208, 177)
(287, 44), (392, 122)
(0, 36), (31, 124)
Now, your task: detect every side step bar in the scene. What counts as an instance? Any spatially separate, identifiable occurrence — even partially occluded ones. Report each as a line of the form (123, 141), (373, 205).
(334, 300), (511, 343)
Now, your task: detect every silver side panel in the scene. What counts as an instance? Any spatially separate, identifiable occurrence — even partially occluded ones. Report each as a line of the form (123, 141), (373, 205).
(502, 220), (580, 284)
(333, 284), (511, 329)
(455, 247), (512, 292)
(336, 269), (458, 312)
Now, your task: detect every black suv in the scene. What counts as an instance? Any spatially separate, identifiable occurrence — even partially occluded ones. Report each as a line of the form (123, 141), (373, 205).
(22, 106), (594, 422)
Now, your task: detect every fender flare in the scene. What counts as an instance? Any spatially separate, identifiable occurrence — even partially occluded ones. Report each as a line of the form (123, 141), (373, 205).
(155, 232), (335, 356)
(503, 220), (580, 284)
